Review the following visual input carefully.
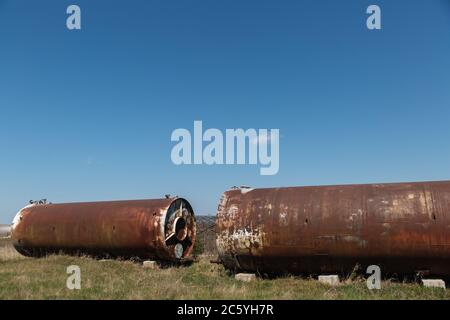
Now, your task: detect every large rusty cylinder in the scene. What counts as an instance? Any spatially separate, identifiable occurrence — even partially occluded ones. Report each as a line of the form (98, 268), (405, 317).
(11, 197), (196, 261)
(216, 181), (450, 276)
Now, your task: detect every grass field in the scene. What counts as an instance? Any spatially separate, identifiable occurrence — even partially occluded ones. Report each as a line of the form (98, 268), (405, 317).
(0, 239), (448, 300)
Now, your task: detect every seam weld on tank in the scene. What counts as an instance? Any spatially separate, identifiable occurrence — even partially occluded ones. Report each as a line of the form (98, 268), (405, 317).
(11, 197), (196, 261)
(216, 181), (450, 276)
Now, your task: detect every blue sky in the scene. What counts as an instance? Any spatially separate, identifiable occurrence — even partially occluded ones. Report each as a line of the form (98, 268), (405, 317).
(0, 0), (449, 222)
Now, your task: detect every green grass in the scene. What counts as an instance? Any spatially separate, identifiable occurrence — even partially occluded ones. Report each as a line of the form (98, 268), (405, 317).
(0, 240), (448, 300)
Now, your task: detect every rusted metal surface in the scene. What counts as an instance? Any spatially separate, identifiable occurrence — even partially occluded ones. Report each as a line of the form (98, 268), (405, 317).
(11, 197), (196, 261)
(216, 181), (450, 276)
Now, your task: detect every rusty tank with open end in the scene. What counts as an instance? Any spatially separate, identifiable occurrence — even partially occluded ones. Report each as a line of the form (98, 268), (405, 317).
(216, 181), (450, 276)
(11, 197), (196, 261)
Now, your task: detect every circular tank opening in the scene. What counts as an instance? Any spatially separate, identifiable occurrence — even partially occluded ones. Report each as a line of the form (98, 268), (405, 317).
(164, 198), (196, 260)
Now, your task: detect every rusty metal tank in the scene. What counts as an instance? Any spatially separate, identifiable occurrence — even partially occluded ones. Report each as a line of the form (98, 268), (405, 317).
(216, 181), (450, 276)
(11, 197), (196, 261)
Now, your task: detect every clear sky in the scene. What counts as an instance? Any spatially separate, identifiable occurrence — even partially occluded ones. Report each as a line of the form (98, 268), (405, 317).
(1, 0), (449, 222)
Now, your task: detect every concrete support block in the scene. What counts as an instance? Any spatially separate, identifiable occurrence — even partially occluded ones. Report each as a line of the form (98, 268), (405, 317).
(422, 279), (446, 289)
(235, 273), (257, 282)
(318, 275), (340, 286)
(143, 260), (158, 269)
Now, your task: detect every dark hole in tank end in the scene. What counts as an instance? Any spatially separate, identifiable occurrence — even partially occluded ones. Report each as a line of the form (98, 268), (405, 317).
(175, 217), (187, 241)
(164, 198), (195, 259)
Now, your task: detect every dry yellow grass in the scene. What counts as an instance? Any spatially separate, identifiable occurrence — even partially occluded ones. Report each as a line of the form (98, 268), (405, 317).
(0, 239), (23, 262)
(0, 239), (449, 300)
